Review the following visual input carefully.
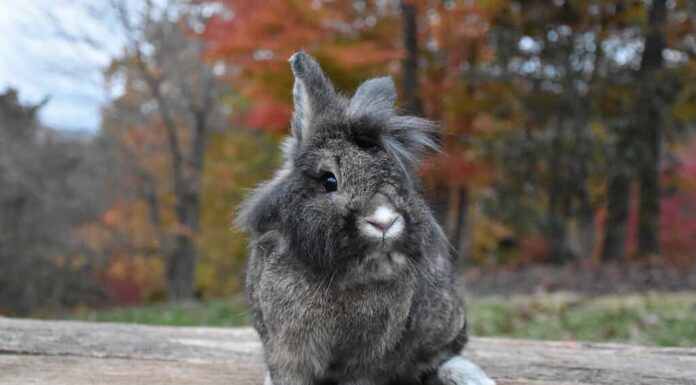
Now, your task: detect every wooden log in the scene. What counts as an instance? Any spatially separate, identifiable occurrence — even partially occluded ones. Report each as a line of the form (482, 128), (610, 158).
(0, 317), (694, 385)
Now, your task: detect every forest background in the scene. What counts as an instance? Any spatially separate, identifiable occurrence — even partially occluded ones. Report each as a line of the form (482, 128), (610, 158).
(1, 0), (695, 317)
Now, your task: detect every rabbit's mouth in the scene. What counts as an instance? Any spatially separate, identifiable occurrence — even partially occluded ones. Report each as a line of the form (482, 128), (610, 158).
(343, 250), (410, 284)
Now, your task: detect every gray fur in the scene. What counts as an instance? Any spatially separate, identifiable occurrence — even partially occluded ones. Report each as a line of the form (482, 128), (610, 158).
(348, 77), (397, 116)
(237, 52), (492, 385)
(289, 52), (339, 142)
(349, 74), (439, 178)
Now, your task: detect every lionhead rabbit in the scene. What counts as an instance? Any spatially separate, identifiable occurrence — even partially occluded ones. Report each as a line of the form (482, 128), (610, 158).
(237, 51), (494, 385)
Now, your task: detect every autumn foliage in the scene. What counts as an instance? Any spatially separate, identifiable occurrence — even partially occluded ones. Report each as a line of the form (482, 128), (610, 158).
(4, 1), (693, 311)
(89, 0), (695, 303)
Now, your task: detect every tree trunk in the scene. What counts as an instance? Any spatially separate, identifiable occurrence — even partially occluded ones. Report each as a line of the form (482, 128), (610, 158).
(548, 198), (571, 262)
(165, 110), (208, 301)
(603, 163), (631, 261)
(167, 186), (201, 301)
(636, 0), (666, 257)
(134, 51), (199, 301)
(547, 120), (573, 263)
(166, 234), (198, 301)
(401, 0), (422, 115)
(636, 113), (660, 256)
(577, 182), (596, 259)
(575, 130), (595, 259)
(444, 186), (458, 241)
(444, 186), (470, 269)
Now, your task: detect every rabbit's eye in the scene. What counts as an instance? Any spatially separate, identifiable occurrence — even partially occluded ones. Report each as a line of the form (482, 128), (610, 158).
(321, 172), (338, 193)
(354, 134), (380, 150)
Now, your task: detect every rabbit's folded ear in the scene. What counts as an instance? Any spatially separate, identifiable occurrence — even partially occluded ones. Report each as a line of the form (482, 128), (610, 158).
(348, 76), (397, 116)
(288, 51), (336, 142)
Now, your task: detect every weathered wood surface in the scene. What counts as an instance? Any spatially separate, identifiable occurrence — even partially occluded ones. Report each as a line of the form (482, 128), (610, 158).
(1, 317), (694, 385)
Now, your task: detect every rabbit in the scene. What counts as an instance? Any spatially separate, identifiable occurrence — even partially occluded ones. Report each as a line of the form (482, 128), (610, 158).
(237, 51), (495, 385)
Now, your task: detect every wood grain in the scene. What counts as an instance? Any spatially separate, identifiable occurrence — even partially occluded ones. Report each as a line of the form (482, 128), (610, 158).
(1, 317), (694, 385)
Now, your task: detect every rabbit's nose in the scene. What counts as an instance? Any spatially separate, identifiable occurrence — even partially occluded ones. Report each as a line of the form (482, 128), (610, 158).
(366, 217), (397, 231)
(360, 205), (404, 239)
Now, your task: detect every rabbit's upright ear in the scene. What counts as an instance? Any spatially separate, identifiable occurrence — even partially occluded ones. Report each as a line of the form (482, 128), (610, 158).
(289, 51), (336, 143)
(347, 76), (397, 116)
(349, 76), (439, 177)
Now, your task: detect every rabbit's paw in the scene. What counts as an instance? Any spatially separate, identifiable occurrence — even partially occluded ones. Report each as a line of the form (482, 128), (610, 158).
(436, 356), (496, 385)
(264, 371), (273, 385)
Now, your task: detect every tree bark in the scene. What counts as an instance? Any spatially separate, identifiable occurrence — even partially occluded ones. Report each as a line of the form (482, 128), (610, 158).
(547, 119), (574, 263)
(444, 186), (470, 269)
(401, 0), (422, 115)
(576, 174), (596, 259)
(165, 234), (197, 300)
(636, 0), (666, 257)
(603, 160), (631, 261)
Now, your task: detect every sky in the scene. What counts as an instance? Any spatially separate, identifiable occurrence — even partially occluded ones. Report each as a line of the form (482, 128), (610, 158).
(0, 1), (124, 132)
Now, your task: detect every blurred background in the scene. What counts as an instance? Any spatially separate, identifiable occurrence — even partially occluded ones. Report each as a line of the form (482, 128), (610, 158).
(1, 0), (695, 346)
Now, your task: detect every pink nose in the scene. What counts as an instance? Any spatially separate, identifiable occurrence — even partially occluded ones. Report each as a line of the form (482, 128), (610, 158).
(359, 202), (405, 239)
(366, 217), (397, 232)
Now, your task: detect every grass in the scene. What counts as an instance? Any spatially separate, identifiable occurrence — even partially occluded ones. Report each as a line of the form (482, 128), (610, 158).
(58, 291), (696, 347)
(468, 292), (696, 347)
(63, 297), (250, 327)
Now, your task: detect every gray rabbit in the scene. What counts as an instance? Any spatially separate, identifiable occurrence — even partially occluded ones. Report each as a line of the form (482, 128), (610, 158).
(237, 51), (495, 385)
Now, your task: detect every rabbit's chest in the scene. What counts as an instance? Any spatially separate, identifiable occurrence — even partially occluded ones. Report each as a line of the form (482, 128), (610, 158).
(259, 268), (415, 373)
